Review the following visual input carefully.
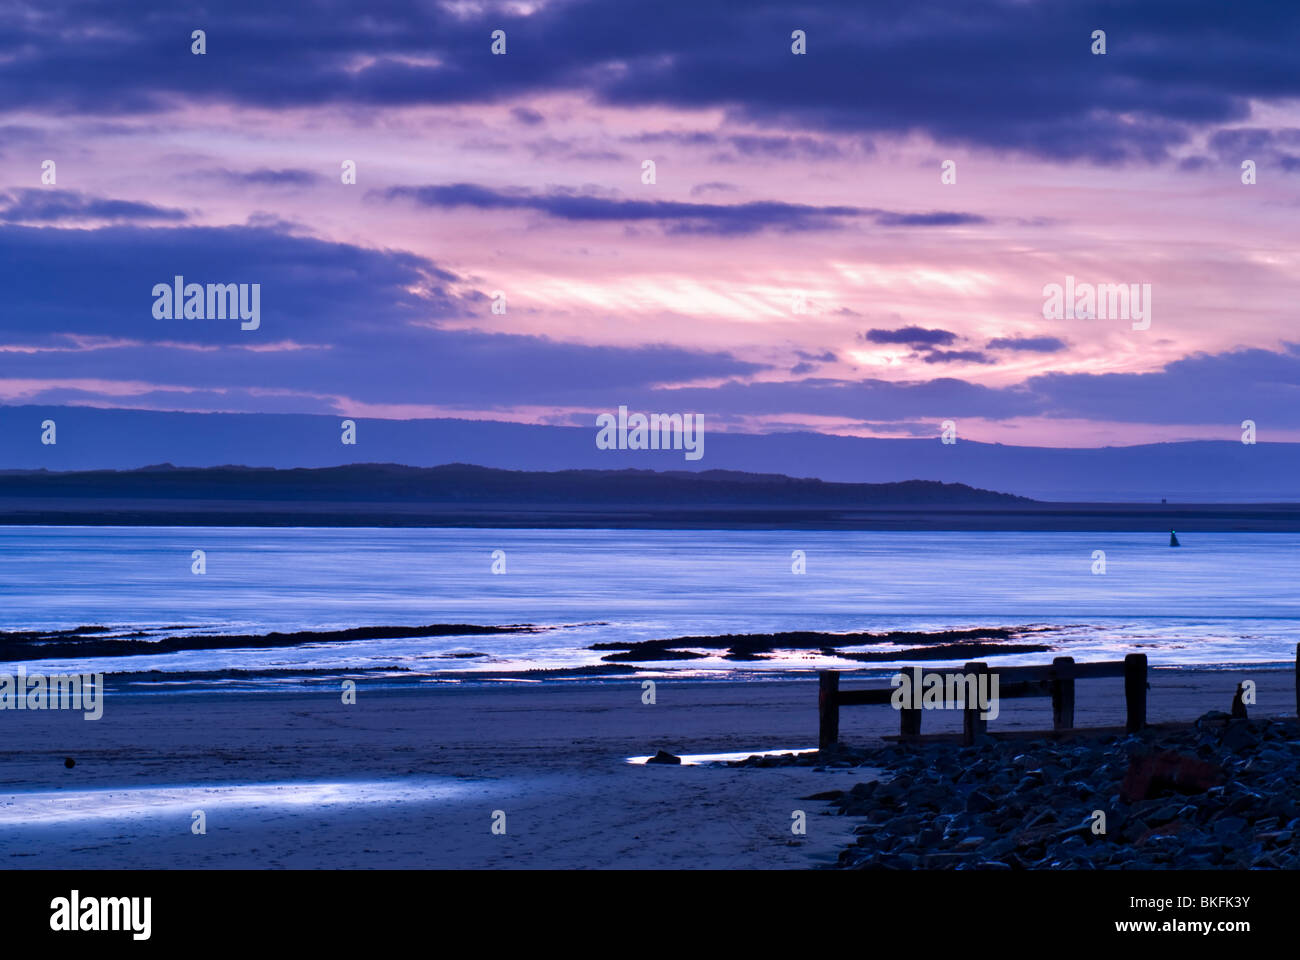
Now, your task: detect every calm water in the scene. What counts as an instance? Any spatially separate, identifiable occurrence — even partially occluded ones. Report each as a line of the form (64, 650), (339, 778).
(1, 527), (1295, 685)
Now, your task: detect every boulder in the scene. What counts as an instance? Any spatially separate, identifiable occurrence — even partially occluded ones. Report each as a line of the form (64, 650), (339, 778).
(1221, 720), (1259, 753)
(1119, 750), (1226, 802)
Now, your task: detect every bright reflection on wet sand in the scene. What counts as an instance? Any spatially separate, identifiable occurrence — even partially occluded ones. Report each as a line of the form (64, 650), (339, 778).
(0, 779), (467, 825)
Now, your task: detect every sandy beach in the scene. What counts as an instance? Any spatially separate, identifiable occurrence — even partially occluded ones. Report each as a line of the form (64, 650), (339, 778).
(0, 666), (1293, 869)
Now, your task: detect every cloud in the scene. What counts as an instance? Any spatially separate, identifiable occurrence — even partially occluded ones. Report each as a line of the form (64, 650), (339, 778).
(726, 134), (847, 160)
(2, 221), (1294, 428)
(620, 375), (1037, 422)
(510, 106), (545, 126)
(571, 346), (1300, 427)
(0, 222), (767, 409)
(689, 181), (738, 197)
(624, 131), (721, 147)
(379, 183), (983, 235)
(0, 189), (187, 223)
(861, 326), (959, 347)
(986, 335), (1068, 353)
(522, 137), (630, 162)
(6, 0), (1291, 164)
(0, 124), (48, 155)
(874, 211), (985, 228)
(860, 326), (999, 364)
(790, 349), (837, 375)
(1201, 127), (1300, 172)
(1024, 348), (1300, 424)
(195, 168), (324, 187)
(922, 349), (994, 365)
(708, 133), (869, 163)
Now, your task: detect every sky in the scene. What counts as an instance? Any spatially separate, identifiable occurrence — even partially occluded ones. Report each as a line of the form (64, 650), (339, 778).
(1, 0), (1298, 448)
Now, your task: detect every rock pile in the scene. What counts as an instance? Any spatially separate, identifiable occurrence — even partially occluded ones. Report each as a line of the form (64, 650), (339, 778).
(756, 713), (1300, 869)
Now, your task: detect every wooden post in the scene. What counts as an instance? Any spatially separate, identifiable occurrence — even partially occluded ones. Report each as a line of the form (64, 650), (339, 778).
(1124, 653), (1147, 733)
(962, 662), (989, 746)
(818, 671), (840, 749)
(1051, 656), (1076, 732)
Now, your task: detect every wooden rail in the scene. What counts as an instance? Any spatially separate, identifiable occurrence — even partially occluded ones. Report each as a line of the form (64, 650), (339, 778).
(818, 653), (1148, 748)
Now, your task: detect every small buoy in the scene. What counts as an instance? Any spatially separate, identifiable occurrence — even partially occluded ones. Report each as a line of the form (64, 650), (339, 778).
(1169, 530), (1181, 548)
(64, 757), (75, 768)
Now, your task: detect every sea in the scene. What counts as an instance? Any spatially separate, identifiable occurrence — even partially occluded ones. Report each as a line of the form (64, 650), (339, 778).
(1, 526), (1295, 690)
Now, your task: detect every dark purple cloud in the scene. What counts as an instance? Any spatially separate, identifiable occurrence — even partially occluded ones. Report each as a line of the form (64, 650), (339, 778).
(1025, 348), (1300, 424)
(510, 106), (545, 125)
(378, 183), (984, 235)
(874, 211), (984, 228)
(619, 375), (1037, 422)
(861, 327), (959, 347)
(633, 132), (870, 163)
(923, 349), (994, 365)
(790, 349), (837, 375)
(1191, 127), (1300, 172)
(795, 350), (838, 363)
(0, 189), (187, 223)
(986, 335), (1069, 353)
(196, 168), (324, 187)
(723, 134), (850, 161)
(4, 0), (1296, 164)
(606, 346), (1300, 426)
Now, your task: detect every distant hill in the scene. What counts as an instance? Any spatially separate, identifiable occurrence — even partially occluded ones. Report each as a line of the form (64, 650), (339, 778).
(3, 462), (1299, 530)
(0, 462), (1027, 507)
(2, 404), (1298, 502)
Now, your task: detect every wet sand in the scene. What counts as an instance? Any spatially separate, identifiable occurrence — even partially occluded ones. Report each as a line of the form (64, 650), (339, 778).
(0, 668), (1293, 868)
